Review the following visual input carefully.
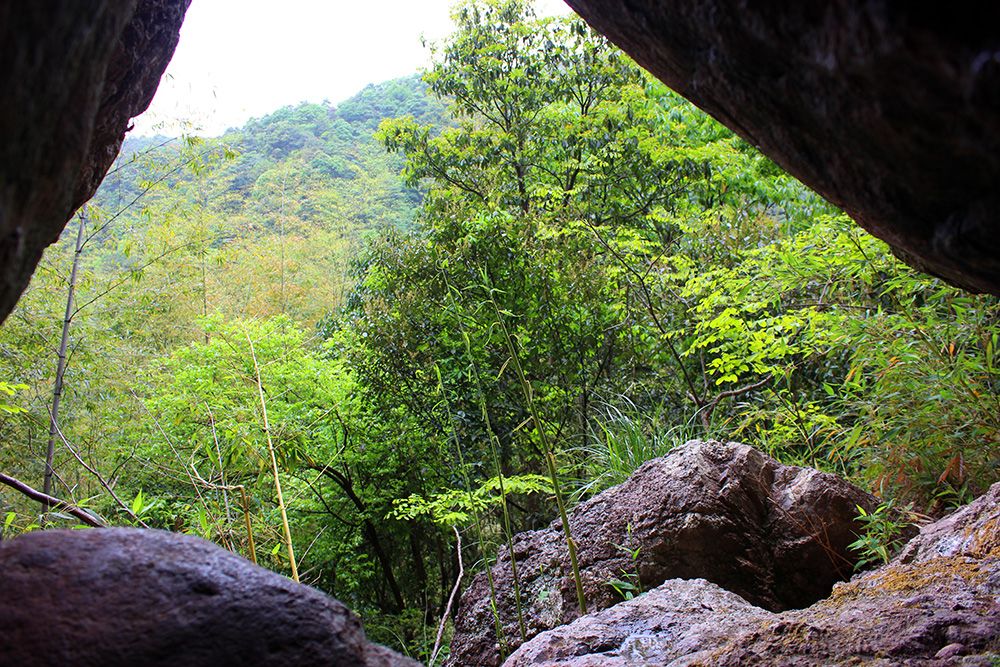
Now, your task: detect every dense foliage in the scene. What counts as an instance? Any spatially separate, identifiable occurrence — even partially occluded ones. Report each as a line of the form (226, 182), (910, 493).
(1, 1), (996, 661)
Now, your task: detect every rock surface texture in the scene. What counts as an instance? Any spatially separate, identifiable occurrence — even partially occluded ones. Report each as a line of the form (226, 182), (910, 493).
(0, 1), (189, 323)
(447, 441), (877, 666)
(565, 1), (1000, 296)
(0, 528), (419, 667)
(504, 481), (1000, 666)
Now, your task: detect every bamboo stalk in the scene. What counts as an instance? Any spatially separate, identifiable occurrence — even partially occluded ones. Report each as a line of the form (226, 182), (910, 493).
(245, 330), (297, 581)
(440, 266), (527, 646)
(491, 296), (587, 615)
(239, 485), (258, 565)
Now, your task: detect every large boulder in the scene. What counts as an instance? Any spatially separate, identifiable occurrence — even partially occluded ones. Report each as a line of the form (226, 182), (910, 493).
(504, 481), (1000, 666)
(565, 1), (1000, 296)
(448, 441), (877, 666)
(0, 1), (188, 323)
(0, 528), (419, 667)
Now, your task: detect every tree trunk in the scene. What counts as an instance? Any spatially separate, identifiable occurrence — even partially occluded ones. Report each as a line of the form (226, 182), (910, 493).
(43, 206), (86, 503)
(310, 464), (406, 613)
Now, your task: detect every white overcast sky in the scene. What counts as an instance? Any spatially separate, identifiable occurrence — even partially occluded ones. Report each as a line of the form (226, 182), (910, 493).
(133, 0), (572, 136)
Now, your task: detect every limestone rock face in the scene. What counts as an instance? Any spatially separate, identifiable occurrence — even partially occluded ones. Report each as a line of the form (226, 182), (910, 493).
(504, 482), (1000, 666)
(0, 1), (189, 323)
(0, 528), (419, 667)
(447, 441), (877, 666)
(565, 1), (1000, 296)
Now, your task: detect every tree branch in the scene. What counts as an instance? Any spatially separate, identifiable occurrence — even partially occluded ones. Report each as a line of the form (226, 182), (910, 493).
(430, 525), (464, 666)
(0, 472), (105, 528)
(51, 414), (149, 528)
(698, 374), (774, 429)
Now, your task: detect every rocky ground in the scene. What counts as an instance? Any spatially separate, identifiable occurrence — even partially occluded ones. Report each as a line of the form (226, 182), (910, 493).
(448, 441), (885, 665)
(503, 480), (1000, 666)
(445, 441), (998, 666)
(1, 441), (995, 666)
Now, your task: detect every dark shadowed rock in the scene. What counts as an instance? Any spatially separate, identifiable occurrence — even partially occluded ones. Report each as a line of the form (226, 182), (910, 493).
(447, 441), (876, 666)
(503, 482), (1000, 666)
(565, 1), (1000, 296)
(0, 528), (419, 667)
(0, 1), (188, 323)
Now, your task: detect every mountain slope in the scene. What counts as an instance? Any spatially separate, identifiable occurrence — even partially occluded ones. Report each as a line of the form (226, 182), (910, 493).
(86, 74), (448, 325)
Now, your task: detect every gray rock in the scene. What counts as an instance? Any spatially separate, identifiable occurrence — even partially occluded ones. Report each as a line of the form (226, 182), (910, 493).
(0, 528), (419, 667)
(504, 578), (771, 666)
(565, 1), (1000, 296)
(448, 441), (876, 665)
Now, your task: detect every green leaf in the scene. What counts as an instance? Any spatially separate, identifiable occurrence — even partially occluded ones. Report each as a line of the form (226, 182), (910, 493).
(131, 490), (145, 516)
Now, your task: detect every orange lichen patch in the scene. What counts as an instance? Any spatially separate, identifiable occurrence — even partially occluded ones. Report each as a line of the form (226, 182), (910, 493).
(825, 582), (861, 604)
(868, 556), (987, 594)
(827, 554), (990, 604)
(969, 516), (1000, 557)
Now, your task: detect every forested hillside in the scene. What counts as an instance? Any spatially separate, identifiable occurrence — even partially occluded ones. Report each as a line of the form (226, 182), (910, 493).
(88, 74), (446, 329)
(0, 2), (997, 663)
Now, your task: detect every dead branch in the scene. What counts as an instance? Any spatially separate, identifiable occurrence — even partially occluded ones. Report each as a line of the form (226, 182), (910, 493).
(0, 471), (105, 528)
(694, 374), (774, 429)
(50, 418), (149, 528)
(430, 525), (464, 666)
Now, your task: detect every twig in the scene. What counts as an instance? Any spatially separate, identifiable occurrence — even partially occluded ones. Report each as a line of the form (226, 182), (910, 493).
(430, 526), (464, 666)
(51, 418), (148, 527)
(696, 374), (774, 429)
(205, 404), (233, 525)
(581, 219), (705, 410)
(186, 457), (259, 564)
(0, 472), (105, 528)
(130, 391), (214, 526)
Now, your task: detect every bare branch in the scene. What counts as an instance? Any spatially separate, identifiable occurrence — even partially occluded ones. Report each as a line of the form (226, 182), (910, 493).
(50, 418), (149, 528)
(699, 374), (774, 429)
(430, 525), (464, 666)
(0, 472), (105, 528)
